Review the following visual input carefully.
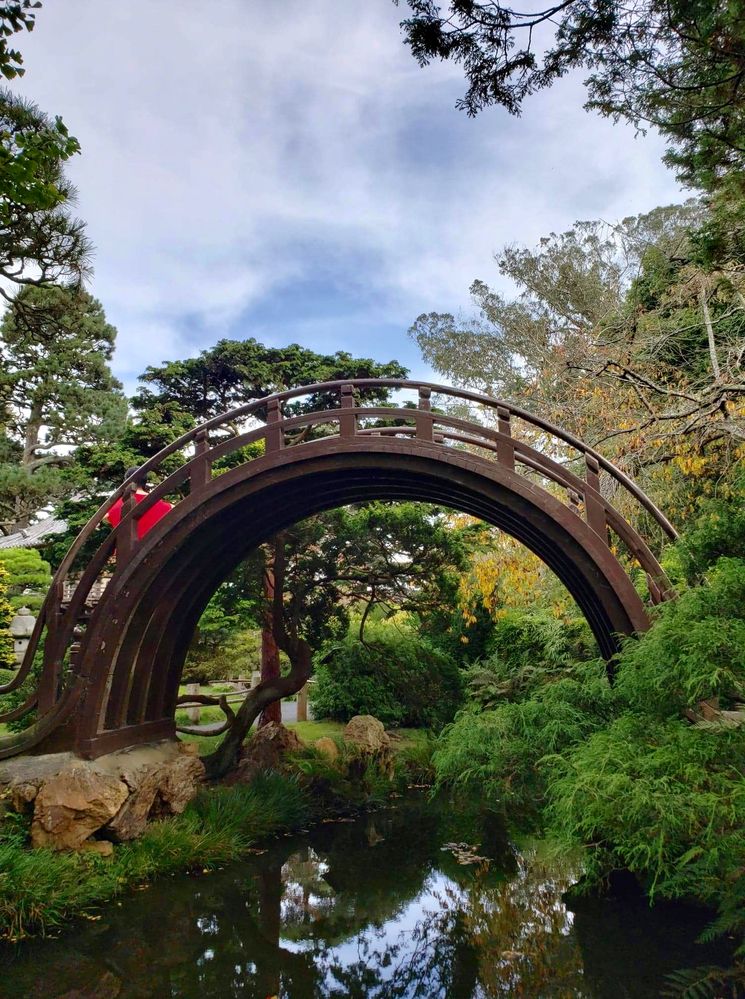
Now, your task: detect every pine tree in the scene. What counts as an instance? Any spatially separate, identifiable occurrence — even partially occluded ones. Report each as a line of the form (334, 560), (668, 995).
(0, 283), (127, 533)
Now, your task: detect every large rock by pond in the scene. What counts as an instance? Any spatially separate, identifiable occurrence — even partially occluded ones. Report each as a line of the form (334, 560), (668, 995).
(31, 768), (130, 851)
(0, 740), (205, 852)
(343, 715), (390, 754)
(342, 715), (394, 778)
(107, 752), (205, 842)
(227, 722), (303, 783)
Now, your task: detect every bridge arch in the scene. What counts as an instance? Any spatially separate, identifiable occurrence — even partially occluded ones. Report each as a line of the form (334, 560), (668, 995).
(0, 380), (676, 759)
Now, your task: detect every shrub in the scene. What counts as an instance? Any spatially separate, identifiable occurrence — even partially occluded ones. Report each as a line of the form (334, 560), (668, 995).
(614, 558), (745, 719)
(547, 716), (745, 925)
(0, 563), (14, 672)
(311, 622), (463, 728)
(676, 468), (745, 582)
(182, 628), (263, 684)
(0, 548), (52, 613)
(432, 660), (616, 811)
(463, 610), (595, 709)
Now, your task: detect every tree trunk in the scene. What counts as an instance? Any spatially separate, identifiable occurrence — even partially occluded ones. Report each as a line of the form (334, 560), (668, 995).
(22, 398), (43, 469)
(700, 279), (721, 382)
(203, 533), (312, 780)
(202, 636), (312, 780)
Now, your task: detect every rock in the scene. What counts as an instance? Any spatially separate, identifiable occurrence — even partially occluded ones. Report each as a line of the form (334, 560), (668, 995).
(314, 736), (339, 762)
(229, 722), (303, 782)
(8, 779), (38, 814)
(0, 750), (77, 789)
(343, 715), (390, 755)
(31, 769), (129, 851)
(79, 838), (115, 858)
(106, 754), (205, 842)
(2, 740), (207, 849)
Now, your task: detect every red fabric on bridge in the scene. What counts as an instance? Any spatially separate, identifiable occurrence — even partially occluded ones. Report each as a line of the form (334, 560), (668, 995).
(106, 490), (173, 539)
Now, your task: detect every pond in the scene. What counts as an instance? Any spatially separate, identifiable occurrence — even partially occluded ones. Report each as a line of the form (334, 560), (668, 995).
(0, 796), (732, 998)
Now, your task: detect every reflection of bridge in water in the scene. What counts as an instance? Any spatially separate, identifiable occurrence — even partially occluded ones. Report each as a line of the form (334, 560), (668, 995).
(0, 379), (676, 760)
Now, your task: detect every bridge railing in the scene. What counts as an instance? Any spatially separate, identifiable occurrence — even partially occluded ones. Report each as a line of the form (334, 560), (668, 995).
(0, 379), (677, 751)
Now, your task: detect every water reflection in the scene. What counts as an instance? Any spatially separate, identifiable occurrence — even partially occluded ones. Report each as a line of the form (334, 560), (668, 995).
(0, 798), (730, 998)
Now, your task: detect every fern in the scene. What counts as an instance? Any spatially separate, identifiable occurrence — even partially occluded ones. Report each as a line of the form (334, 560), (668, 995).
(663, 964), (745, 999)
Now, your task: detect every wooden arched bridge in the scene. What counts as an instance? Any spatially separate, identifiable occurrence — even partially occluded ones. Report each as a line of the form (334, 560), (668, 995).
(1, 380), (676, 760)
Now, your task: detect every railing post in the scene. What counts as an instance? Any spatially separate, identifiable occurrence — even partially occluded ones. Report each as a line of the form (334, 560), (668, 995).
(190, 429), (212, 493)
(584, 454), (607, 540)
(340, 383), (356, 438)
(116, 482), (139, 567)
(568, 488), (582, 516)
(265, 398), (283, 452)
(496, 406), (515, 470)
(416, 386), (434, 441)
(646, 573), (663, 605)
(37, 581), (64, 713)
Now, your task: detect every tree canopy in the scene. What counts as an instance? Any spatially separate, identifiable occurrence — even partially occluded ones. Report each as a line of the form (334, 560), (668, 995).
(133, 338), (407, 423)
(396, 0), (745, 190)
(0, 284), (126, 533)
(0, 3), (41, 82)
(0, 88), (88, 298)
(410, 200), (745, 497)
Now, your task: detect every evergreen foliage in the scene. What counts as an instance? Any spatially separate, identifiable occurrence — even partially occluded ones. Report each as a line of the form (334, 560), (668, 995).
(676, 469), (745, 581)
(311, 620), (463, 729)
(0, 284), (126, 533)
(463, 611), (594, 709)
(0, 561), (14, 670)
(432, 659), (616, 811)
(0, 546), (51, 611)
(397, 1), (745, 190)
(547, 718), (745, 913)
(614, 558), (745, 719)
(0, 87), (88, 295)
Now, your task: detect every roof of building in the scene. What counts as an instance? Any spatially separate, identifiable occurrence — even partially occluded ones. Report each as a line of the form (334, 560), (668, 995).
(0, 518), (67, 549)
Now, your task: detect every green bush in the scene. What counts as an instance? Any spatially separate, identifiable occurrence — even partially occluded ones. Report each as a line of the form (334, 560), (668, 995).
(544, 555), (745, 948)
(0, 548), (52, 613)
(463, 610), (595, 709)
(0, 563), (14, 672)
(432, 660), (616, 811)
(547, 716), (745, 926)
(676, 468), (745, 582)
(311, 622), (463, 728)
(614, 558), (745, 719)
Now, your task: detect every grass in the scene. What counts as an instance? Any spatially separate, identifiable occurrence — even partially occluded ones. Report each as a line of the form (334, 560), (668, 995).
(0, 772), (309, 940)
(287, 719), (344, 742)
(174, 704), (225, 727)
(178, 718), (430, 757)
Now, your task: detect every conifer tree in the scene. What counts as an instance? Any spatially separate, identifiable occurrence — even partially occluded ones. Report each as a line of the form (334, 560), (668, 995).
(0, 284), (127, 533)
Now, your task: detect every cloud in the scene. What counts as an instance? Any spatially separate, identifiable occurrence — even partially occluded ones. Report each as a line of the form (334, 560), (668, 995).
(15, 0), (685, 390)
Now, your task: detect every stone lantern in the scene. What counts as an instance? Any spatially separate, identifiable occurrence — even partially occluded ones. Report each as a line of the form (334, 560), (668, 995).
(10, 606), (35, 667)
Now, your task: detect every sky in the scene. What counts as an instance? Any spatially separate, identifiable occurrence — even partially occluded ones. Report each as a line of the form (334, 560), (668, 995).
(15, 0), (685, 393)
